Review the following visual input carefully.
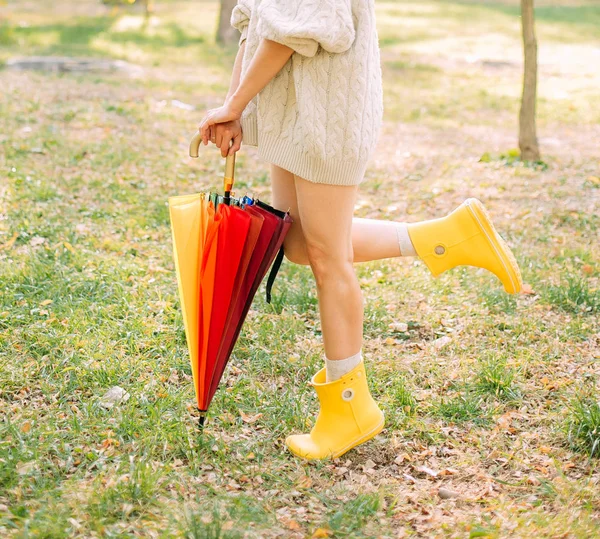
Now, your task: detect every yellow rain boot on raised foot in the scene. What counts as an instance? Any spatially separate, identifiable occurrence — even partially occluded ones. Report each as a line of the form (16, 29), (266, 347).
(285, 360), (385, 460)
(407, 198), (523, 294)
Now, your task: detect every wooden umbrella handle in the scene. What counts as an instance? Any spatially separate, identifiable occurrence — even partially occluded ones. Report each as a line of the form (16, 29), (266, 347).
(189, 132), (235, 193)
(189, 131), (202, 158)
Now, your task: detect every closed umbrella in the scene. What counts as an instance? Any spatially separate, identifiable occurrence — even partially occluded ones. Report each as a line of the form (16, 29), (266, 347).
(168, 134), (293, 427)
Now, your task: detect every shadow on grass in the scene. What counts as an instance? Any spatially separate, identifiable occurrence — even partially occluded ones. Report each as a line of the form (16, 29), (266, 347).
(2, 16), (206, 57)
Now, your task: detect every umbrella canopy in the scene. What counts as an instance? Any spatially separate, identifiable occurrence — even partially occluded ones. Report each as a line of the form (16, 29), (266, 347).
(168, 137), (292, 426)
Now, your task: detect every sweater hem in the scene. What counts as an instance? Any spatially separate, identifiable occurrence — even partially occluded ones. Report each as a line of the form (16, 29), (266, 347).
(258, 133), (367, 186)
(240, 114), (258, 147)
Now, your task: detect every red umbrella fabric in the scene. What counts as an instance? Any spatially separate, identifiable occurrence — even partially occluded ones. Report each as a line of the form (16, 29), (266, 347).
(202, 203), (252, 410)
(208, 202), (292, 405)
(180, 136), (293, 426)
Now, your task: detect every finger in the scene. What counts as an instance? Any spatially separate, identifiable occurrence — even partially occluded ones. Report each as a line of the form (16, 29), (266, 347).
(199, 119), (209, 146)
(220, 129), (231, 147)
(220, 135), (231, 158)
(210, 126), (217, 145)
(200, 114), (214, 145)
(229, 132), (242, 155)
(215, 127), (223, 148)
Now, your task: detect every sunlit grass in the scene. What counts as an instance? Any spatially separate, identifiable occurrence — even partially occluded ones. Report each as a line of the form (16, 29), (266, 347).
(1, 0), (600, 536)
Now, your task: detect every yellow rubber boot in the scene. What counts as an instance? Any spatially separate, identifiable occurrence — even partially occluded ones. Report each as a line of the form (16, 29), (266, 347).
(407, 198), (523, 294)
(285, 360), (385, 460)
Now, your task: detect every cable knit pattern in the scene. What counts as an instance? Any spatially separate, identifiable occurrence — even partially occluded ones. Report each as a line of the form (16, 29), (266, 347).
(230, 0), (383, 185)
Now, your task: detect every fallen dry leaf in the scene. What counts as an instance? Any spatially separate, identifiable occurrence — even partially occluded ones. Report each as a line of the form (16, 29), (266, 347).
(240, 411), (263, 424)
(99, 386), (130, 409)
(284, 519), (302, 531)
(297, 475), (313, 489)
(582, 264), (594, 275)
(415, 465), (438, 478)
(521, 283), (536, 295)
(389, 321), (409, 332)
(433, 336), (452, 349)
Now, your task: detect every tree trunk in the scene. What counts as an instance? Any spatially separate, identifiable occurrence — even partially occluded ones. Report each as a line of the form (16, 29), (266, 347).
(216, 0), (238, 46)
(143, 0), (154, 19)
(519, 0), (540, 161)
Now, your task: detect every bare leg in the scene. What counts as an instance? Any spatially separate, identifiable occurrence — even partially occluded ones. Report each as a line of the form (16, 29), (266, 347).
(293, 174), (362, 361)
(271, 164), (523, 295)
(270, 164), (410, 266)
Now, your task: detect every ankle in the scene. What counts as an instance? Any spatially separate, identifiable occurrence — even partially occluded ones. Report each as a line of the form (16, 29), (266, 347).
(395, 222), (417, 257)
(325, 350), (362, 382)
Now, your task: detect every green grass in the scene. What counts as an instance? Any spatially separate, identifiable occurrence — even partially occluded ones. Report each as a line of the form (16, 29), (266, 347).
(434, 393), (490, 425)
(566, 397), (600, 459)
(326, 492), (383, 536)
(1, 0), (600, 537)
(475, 356), (521, 401)
(544, 276), (600, 314)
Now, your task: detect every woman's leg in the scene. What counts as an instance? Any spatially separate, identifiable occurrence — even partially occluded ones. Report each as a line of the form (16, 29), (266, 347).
(284, 173), (386, 460)
(270, 164), (412, 265)
(293, 174), (362, 361)
(270, 164), (309, 265)
(270, 164), (522, 294)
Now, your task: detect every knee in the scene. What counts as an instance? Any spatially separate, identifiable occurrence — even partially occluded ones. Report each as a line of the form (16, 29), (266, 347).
(305, 240), (353, 286)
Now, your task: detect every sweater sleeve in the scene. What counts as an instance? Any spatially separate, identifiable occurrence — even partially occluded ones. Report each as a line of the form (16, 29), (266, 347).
(255, 0), (355, 58)
(230, 0), (253, 46)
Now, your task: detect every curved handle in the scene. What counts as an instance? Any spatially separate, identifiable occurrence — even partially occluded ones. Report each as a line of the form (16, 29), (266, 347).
(189, 132), (236, 193)
(189, 131), (202, 158)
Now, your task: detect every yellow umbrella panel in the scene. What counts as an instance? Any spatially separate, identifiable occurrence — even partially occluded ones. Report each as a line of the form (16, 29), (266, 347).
(168, 192), (210, 407)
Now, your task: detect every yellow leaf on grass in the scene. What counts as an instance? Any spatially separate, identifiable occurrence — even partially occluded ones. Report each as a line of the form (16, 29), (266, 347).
(0, 232), (18, 251)
(297, 474), (312, 489)
(21, 421), (32, 433)
(40, 299), (53, 306)
(63, 242), (75, 253)
(312, 528), (331, 538)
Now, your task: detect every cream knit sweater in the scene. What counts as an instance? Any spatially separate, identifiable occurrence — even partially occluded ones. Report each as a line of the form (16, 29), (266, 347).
(230, 0), (383, 185)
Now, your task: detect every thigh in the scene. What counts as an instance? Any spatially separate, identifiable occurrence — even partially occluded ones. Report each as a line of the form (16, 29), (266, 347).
(270, 164), (308, 263)
(293, 175), (358, 260)
(270, 164), (298, 215)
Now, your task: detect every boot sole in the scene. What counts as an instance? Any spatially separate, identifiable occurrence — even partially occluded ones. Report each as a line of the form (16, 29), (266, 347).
(465, 198), (523, 294)
(330, 414), (385, 460)
(286, 415), (385, 461)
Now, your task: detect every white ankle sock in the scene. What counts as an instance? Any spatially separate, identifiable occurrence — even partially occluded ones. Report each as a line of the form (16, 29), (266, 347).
(325, 350), (363, 382)
(395, 223), (417, 257)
